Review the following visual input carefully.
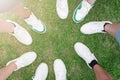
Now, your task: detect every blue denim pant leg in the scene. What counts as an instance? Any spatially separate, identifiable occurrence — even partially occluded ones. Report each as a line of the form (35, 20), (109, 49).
(116, 28), (120, 45)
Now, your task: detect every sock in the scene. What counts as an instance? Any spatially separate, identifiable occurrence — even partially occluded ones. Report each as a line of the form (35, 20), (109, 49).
(89, 60), (98, 69)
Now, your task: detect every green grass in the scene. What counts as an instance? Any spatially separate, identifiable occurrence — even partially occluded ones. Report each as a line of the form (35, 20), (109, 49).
(0, 0), (120, 80)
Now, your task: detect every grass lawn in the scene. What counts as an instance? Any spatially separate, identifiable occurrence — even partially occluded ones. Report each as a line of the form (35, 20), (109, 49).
(0, 0), (120, 80)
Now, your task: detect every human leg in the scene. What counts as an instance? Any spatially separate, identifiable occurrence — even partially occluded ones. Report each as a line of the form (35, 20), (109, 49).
(93, 64), (113, 80)
(80, 21), (120, 44)
(0, 20), (15, 33)
(0, 51), (37, 80)
(10, 3), (30, 19)
(74, 42), (113, 80)
(104, 24), (120, 45)
(0, 20), (32, 45)
(0, 62), (17, 80)
(0, 0), (21, 13)
(104, 24), (120, 37)
(6, 51), (37, 71)
(10, 3), (46, 33)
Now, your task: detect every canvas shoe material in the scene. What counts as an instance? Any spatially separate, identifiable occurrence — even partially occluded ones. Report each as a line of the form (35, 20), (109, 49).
(80, 21), (112, 34)
(74, 42), (97, 69)
(7, 20), (32, 45)
(32, 63), (48, 80)
(54, 59), (67, 80)
(56, 0), (68, 19)
(73, 0), (93, 23)
(25, 12), (46, 34)
(6, 51), (37, 71)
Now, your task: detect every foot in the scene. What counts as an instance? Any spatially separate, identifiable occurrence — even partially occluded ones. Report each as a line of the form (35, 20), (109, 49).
(56, 0), (68, 19)
(74, 42), (97, 69)
(73, 0), (94, 23)
(24, 12), (46, 34)
(80, 21), (112, 34)
(54, 59), (67, 80)
(32, 63), (48, 80)
(7, 20), (32, 45)
(6, 51), (37, 71)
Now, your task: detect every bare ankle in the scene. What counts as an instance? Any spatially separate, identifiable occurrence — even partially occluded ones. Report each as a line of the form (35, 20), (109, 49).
(7, 22), (15, 33)
(24, 9), (31, 19)
(7, 62), (17, 70)
(104, 23), (111, 32)
(87, 0), (96, 5)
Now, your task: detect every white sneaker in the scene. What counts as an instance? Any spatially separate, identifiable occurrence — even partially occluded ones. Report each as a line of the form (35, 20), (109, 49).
(73, 0), (94, 23)
(74, 42), (97, 69)
(32, 63), (48, 80)
(7, 20), (32, 45)
(6, 51), (37, 71)
(80, 21), (112, 34)
(56, 0), (68, 19)
(25, 12), (46, 34)
(54, 59), (67, 80)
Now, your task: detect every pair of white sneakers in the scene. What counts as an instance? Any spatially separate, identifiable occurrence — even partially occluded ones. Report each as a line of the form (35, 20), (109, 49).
(32, 59), (67, 80)
(8, 11), (46, 45)
(72, 0), (113, 32)
(7, 52), (67, 80)
(74, 21), (113, 68)
(56, 0), (95, 21)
